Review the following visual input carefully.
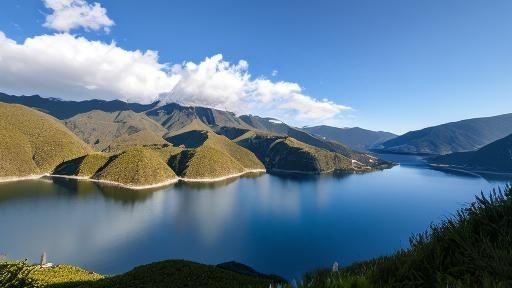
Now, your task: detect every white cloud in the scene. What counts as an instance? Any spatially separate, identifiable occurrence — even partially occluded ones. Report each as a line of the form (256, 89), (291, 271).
(0, 32), (178, 103)
(271, 70), (278, 77)
(0, 31), (350, 125)
(163, 55), (351, 124)
(43, 0), (114, 33)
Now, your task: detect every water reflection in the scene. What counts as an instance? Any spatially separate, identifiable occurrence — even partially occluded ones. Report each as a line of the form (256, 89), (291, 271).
(0, 156), (510, 280)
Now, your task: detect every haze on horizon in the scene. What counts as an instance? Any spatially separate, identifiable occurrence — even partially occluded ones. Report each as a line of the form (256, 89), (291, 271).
(0, 0), (511, 135)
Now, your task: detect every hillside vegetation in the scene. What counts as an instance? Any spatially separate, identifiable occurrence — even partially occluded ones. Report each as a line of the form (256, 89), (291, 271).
(165, 130), (265, 179)
(0, 103), (91, 178)
(0, 97), (392, 186)
(94, 148), (177, 187)
(55, 148), (178, 188)
(299, 186), (512, 287)
(0, 260), (283, 288)
(429, 133), (512, 173)
(232, 130), (355, 173)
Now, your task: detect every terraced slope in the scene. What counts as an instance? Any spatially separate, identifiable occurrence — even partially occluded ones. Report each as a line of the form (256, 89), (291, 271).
(64, 110), (168, 152)
(164, 130), (265, 179)
(0, 103), (91, 178)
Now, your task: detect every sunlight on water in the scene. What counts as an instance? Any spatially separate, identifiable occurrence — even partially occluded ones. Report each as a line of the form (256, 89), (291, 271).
(0, 154), (510, 280)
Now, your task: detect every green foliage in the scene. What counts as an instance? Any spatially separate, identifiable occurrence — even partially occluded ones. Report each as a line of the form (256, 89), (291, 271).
(236, 132), (353, 173)
(94, 148), (177, 186)
(0, 260), (281, 288)
(0, 103), (91, 177)
(0, 261), (40, 288)
(165, 130), (265, 179)
(303, 185), (512, 287)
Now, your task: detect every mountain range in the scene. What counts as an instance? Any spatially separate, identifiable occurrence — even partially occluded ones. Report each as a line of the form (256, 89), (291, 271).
(429, 133), (512, 173)
(376, 113), (512, 155)
(304, 125), (397, 151)
(0, 93), (393, 188)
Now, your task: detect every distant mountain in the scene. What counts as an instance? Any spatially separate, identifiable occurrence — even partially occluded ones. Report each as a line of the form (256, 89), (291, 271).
(0, 93), (157, 119)
(64, 110), (168, 152)
(238, 115), (289, 134)
(146, 103), (251, 134)
(304, 125), (397, 151)
(0, 103), (91, 178)
(429, 134), (512, 173)
(377, 113), (512, 155)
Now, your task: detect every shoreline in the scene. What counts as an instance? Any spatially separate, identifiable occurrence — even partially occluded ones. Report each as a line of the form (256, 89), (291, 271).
(50, 175), (180, 190)
(429, 164), (512, 177)
(0, 169), (267, 190)
(179, 169), (266, 182)
(0, 174), (49, 183)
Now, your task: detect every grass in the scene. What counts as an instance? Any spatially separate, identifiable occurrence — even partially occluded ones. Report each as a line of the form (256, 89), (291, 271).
(0, 261), (103, 288)
(298, 185), (512, 287)
(0, 260), (283, 288)
(94, 148), (177, 186)
(0, 103), (91, 177)
(164, 130), (264, 179)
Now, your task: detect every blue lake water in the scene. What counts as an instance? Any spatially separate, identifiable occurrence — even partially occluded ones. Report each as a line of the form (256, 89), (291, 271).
(0, 154), (510, 280)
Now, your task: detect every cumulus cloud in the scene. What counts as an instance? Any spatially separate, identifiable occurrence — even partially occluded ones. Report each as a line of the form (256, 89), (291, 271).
(0, 32), (178, 103)
(0, 31), (349, 125)
(43, 0), (114, 33)
(163, 55), (350, 123)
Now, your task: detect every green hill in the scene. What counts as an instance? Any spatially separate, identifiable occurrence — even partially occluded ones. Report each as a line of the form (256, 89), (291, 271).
(235, 116), (387, 168)
(0, 103), (91, 178)
(378, 113), (512, 155)
(64, 110), (168, 152)
(429, 133), (512, 173)
(164, 130), (265, 179)
(94, 148), (177, 187)
(55, 148), (178, 188)
(218, 127), (391, 174)
(0, 260), (283, 288)
(233, 130), (354, 173)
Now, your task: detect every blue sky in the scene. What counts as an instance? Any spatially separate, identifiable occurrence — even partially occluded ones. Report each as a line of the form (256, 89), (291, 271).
(0, 0), (511, 134)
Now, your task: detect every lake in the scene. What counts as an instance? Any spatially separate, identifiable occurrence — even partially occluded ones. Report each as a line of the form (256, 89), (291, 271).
(0, 154), (510, 280)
